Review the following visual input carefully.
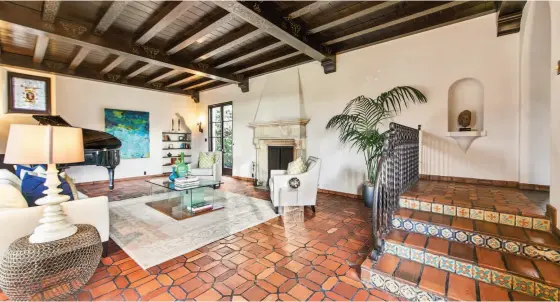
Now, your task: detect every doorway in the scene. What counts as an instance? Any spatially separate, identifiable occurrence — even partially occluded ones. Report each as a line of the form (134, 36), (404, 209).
(209, 102), (233, 176)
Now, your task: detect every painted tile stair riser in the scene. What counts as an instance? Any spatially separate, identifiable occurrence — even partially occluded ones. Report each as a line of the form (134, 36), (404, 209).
(399, 198), (551, 231)
(383, 241), (559, 301)
(392, 217), (560, 263)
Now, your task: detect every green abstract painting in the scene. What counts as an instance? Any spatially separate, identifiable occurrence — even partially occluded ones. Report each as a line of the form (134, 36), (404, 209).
(104, 108), (150, 159)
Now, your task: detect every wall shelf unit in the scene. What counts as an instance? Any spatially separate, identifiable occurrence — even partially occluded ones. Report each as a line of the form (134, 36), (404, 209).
(161, 131), (192, 171)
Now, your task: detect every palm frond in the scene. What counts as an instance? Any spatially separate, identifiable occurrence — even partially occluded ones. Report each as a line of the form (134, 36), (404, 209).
(325, 86), (427, 182)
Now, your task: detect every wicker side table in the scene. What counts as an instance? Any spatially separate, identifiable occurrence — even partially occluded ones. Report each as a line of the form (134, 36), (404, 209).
(0, 224), (102, 301)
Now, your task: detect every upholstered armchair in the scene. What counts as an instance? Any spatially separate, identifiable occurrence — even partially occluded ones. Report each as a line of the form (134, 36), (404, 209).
(269, 156), (321, 214)
(190, 152), (222, 182)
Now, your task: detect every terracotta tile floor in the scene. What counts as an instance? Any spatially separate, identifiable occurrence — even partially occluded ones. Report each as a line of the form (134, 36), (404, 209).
(0, 177), (397, 301)
(403, 180), (550, 217)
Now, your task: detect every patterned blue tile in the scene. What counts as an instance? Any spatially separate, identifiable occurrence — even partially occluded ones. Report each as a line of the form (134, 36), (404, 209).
(439, 257), (455, 272)
(424, 253), (439, 268)
(455, 261), (473, 278)
(410, 249), (424, 263)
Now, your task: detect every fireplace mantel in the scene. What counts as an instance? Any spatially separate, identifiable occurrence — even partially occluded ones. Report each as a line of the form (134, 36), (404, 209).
(249, 119), (309, 186)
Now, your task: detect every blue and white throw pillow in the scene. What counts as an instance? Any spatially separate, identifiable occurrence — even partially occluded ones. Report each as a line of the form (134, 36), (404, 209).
(14, 165), (33, 179)
(21, 173), (74, 207)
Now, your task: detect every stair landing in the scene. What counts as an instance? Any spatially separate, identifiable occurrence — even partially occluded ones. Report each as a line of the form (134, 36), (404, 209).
(400, 180), (551, 231)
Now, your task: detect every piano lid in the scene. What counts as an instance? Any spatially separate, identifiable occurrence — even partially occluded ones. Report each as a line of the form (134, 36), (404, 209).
(33, 115), (122, 150)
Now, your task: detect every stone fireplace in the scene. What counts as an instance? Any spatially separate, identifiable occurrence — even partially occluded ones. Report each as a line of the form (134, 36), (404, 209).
(249, 119), (309, 186)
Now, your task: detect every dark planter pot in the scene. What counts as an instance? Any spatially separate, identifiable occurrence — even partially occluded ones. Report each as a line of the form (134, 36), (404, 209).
(363, 182), (375, 208)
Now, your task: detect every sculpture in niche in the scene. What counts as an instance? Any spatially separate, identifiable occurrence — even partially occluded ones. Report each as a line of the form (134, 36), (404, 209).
(458, 110), (472, 131)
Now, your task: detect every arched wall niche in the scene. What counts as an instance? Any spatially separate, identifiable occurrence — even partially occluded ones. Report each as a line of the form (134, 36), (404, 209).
(447, 78), (484, 132)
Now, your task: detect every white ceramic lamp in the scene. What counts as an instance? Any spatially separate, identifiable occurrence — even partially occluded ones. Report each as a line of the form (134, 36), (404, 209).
(4, 124), (84, 243)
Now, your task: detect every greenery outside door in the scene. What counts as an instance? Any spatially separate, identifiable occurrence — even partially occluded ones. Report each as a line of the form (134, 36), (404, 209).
(209, 102), (233, 176)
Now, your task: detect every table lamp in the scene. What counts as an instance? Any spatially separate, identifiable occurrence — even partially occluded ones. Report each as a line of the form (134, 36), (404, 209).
(4, 124), (84, 243)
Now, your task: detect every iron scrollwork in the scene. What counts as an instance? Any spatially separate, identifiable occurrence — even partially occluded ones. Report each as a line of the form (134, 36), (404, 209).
(370, 123), (420, 260)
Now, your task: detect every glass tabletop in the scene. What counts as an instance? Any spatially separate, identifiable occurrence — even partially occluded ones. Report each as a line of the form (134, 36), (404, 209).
(146, 178), (221, 191)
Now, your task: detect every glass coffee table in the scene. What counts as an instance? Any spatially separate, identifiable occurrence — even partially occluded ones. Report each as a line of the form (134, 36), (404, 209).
(145, 178), (223, 220)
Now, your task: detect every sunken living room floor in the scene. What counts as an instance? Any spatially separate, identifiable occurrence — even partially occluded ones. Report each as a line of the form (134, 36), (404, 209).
(0, 177), (390, 301)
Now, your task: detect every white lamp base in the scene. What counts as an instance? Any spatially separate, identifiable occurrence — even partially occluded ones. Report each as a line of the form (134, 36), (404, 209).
(29, 164), (77, 244)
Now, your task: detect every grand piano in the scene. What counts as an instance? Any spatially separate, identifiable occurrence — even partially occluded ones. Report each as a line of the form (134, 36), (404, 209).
(33, 115), (121, 190)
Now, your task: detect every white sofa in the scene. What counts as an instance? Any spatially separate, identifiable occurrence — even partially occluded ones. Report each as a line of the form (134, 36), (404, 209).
(0, 169), (109, 258)
(269, 156), (321, 214)
(190, 152), (222, 182)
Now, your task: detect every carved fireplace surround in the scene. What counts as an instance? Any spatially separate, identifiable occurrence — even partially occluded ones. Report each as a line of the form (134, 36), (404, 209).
(249, 119), (309, 186)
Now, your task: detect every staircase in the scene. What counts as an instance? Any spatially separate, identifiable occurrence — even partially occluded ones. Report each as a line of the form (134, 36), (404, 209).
(359, 123), (560, 301)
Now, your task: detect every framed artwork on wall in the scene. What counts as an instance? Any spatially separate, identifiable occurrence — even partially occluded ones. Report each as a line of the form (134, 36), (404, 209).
(104, 108), (150, 159)
(7, 72), (51, 115)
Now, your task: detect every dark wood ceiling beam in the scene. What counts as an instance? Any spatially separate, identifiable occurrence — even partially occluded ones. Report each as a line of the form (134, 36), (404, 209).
(42, 0), (61, 23)
(193, 29), (262, 63)
(33, 36), (49, 64)
(166, 75), (201, 88)
(135, 1), (196, 45)
(166, 13), (235, 55)
(125, 63), (152, 79)
(100, 55), (126, 75)
(307, 2), (398, 35)
(323, 1), (466, 46)
(496, 1), (526, 36)
(0, 51), (193, 97)
(0, 2), (240, 84)
(233, 51), (302, 74)
(215, 41), (284, 69)
(183, 80), (216, 90)
(333, 2), (495, 54)
(213, 1), (335, 74)
(93, 1), (129, 36)
(147, 69), (182, 84)
(287, 2), (329, 19)
(68, 47), (90, 70)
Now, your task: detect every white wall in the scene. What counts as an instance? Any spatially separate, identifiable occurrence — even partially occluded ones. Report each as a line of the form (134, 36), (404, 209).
(519, 1), (551, 186)
(549, 2), (560, 226)
(56, 77), (196, 183)
(197, 14), (521, 195)
(0, 66), (196, 183)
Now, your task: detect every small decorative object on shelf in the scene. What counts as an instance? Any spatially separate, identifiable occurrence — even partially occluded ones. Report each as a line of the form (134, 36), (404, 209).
(171, 119), (175, 132)
(168, 144), (174, 149)
(163, 134), (170, 141)
(171, 158), (177, 164)
(289, 177), (300, 189)
(178, 119), (182, 132)
(458, 110), (472, 131)
(180, 143), (186, 149)
(167, 152), (172, 158)
(178, 135), (185, 141)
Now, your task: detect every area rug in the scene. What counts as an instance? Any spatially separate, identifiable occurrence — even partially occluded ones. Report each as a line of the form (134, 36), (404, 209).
(109, 190), (278, 269)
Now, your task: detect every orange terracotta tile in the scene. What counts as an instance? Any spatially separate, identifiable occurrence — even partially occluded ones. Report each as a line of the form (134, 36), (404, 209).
(479, 282), (510, 301)
(447, 273), (476, 301)
(418, 266), (447, 296)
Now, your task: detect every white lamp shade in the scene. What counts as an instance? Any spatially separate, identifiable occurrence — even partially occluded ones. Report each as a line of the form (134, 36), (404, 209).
(4, 124), (84, 165)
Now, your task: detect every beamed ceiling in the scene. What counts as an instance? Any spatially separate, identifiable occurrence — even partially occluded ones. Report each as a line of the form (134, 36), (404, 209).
(0, 1), (526, 102)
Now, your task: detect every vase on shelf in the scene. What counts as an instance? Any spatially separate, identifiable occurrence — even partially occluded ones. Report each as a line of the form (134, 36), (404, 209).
(171, 119), (175, 132)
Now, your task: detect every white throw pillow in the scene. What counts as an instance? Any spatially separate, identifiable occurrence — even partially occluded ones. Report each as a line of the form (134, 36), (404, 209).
(0, 183), (28, 209)
(0, 169), (22, 188)
(287, 157), (307, 174)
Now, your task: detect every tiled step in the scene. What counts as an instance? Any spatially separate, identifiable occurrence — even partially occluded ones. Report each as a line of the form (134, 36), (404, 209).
(361, 253), (546, 301)
(380, 229), (560, 301)
(399, 194), (551, 231)
(392, 208), (560, 263)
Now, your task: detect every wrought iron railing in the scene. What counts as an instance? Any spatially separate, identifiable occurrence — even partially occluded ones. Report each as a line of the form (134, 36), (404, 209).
(370, 123), (420, 260)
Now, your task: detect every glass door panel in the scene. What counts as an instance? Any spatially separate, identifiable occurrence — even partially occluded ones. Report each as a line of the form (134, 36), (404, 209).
(209, 102), (233, 176)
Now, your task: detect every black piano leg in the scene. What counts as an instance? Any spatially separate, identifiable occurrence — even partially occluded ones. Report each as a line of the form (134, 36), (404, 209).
(108, 168), (115, 190)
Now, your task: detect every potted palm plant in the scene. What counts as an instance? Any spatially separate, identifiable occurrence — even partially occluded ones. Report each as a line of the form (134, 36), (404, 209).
(326, 86), (427, 207)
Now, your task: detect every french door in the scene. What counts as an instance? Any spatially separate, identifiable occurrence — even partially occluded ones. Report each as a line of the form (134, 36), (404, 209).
(209, 102), (233, 176)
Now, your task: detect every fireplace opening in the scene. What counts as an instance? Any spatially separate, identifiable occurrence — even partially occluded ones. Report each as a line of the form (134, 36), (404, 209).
(268, 146), (294, 180)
